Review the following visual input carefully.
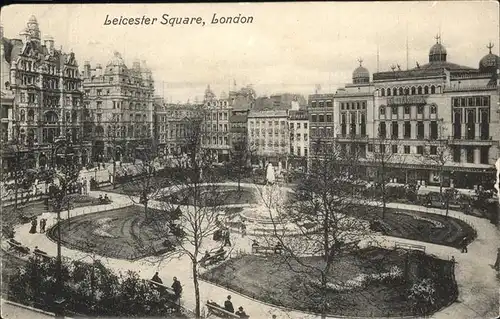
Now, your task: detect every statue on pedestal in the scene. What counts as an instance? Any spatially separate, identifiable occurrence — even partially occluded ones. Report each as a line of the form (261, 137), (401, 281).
(266, 163), (275, 185)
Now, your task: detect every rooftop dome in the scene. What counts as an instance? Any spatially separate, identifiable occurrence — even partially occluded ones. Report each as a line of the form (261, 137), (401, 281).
(352, 59), (370, 84)
(429, 35), (447, 62)
(479, 43), (499, 71)
(107, 51), (126, 67)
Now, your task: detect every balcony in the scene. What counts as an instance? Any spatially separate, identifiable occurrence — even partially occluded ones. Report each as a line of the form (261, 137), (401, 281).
(336, 134), (369, 141)
(448, 135), (497, 146)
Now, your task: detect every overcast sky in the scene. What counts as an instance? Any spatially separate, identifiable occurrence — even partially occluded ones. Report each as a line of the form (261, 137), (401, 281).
(1, 2), (498, 102)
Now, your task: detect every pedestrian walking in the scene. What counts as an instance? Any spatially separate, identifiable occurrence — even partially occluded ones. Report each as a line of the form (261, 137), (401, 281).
(171, 276), (182, 302)
(29, 219), (37, 234)
(460, 237), (468, 253)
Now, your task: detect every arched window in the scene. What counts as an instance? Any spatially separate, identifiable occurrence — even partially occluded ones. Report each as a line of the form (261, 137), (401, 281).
(417, 86), (422, 95)
(20, 110), (26, 122)
(430, 85), (436, 94)
(399, 87), (404, 95)
(381, 88), (385, 96)
(392, 88), (397, 96)
(404, 87), (410, 95)
(387, 88), (391, 96)
(424, 86), (429, 94)
(430, 105), (437, 114)
(411, 87), (416, 95)
(66, 111), (71, 122)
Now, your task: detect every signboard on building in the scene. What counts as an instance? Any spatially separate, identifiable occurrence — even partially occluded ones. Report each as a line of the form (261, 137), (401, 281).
(387, 96), (426, 105)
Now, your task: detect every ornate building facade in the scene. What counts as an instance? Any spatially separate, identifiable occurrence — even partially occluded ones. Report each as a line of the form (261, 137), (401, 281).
(82, 52), (154, 162)
(201, 85), (232, 162)
(332, 37), (499, 189)
(1, 16), (91, 171)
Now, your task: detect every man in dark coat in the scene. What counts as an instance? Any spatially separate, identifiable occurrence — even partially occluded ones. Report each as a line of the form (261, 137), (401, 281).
(151, 272), (162, 284)
(172, 277), (182, 300)
(224, 295), (234, 313)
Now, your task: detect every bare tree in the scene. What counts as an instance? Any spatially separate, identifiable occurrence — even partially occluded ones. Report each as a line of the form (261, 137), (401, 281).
(226, 138), (255, 192)
(421, 124), (452, 195)
(255, 142), (377, 318)
(121, 134), (167, 220)
(45, 137), (82, 314)
(369, 134), (406, 219)
(144, 110), (225, 318)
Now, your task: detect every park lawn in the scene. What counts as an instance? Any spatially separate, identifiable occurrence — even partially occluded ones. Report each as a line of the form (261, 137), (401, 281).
(201, 248), (457, 317)
(48, 205), (176, 260)
(350, 206), (477, 248)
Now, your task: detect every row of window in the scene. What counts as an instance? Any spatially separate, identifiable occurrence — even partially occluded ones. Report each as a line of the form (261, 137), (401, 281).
(290, 146), (308, 157)
(340, 101), (367, 110)
(452, 96), (490, 108)
(203, 124), (229, 132)
(310, 100), (333, 108)
(380, 85), (439, 97)
(249, 120), (287, 127)
(380, 104), (437, 116)
(289, 122), (308, 130)
(206, 101), (229, 107)
(202, 136), (229, 146)
(88, 88), (152, 99)
(378, 121), (439, 140)
(311, 114), (333, 123)
(205, 112), (229, 121)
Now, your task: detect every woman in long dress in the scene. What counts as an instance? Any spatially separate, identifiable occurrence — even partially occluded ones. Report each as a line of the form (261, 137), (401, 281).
(29, 219), (37, 233)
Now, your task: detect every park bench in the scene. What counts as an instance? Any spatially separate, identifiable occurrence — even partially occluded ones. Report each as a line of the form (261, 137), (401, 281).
(148, 280), (177, 298)
(206, 301), (241, 318)
(201, 250), (227, 268)
(33, 249), (52, 261)
(251, 245), (282, 255)
(6, 239), (30, 255)
(338, 240), (361, 253)
(394, 242), (426, 253)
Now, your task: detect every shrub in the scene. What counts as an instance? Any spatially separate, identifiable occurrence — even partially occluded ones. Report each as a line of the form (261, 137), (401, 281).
(408, 278), (437, 314)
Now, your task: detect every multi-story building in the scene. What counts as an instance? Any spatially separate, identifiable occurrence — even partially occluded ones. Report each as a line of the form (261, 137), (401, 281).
(82, 53), (154, 162)
(367, 37), (499, 189)
(307, 93), (335, 155)
(1, 16), (91, 171)
(228, 86), (256, 153)
(288, 109), (310, 169)
(161, 103), (202, 156)
(247, 109), (289, 168)
(201, 85), (231, 162)
(334, 60), (375, 159)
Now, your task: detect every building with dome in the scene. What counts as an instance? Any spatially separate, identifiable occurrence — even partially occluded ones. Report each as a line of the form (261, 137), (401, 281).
(332, 58), (375, 160)
(82, 52), (155, 163)
(329, 36), (499, 190)
(1, 16), (91, 173)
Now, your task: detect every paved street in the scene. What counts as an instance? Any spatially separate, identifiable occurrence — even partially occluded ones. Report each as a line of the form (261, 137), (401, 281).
(1, 300), (56, 319)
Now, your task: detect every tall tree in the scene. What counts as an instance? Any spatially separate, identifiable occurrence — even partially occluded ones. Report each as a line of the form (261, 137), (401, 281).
(226, 138), (254, 191)
(370, 134), (405, 219)
(257, 143), (376, 318)
(421, 124), (452, 195)
(45, 137), (82, 314)
(144, 109), (224, 318)
(121, 134), (167, 219)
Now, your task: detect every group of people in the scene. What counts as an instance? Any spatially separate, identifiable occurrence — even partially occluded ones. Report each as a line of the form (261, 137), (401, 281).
(208, 295), (249, 318)
(150, 272), (183, 302)
(29, 218), (47, 234)
(98, 194), (111, 204)
(213, 227), (232, 247)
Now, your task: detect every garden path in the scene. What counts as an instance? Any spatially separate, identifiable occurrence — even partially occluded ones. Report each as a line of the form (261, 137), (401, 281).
(10, 183), (499, 319)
